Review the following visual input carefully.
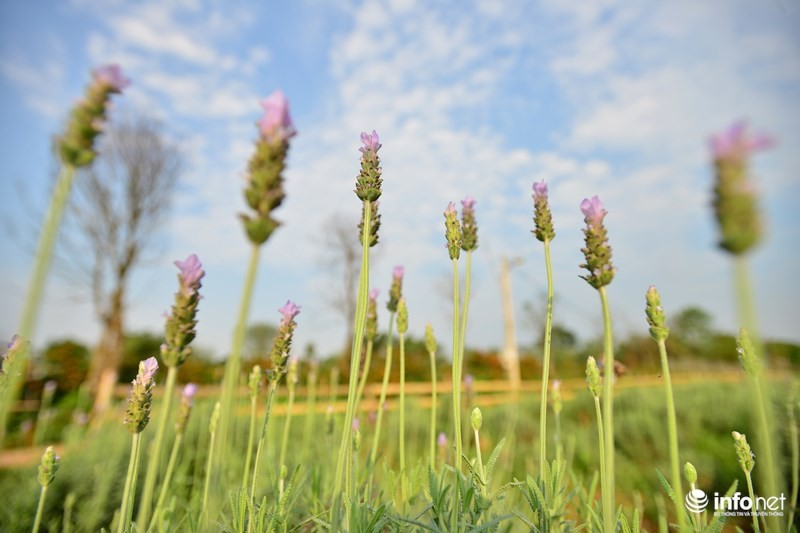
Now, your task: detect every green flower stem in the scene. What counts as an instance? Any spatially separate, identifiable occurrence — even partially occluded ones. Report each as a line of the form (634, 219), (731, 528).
(332, 200), (371, 503)
(250, 381), (277, 506)
(137, 365), (178, 529)
(593, 396), (607, 517)
(302, 367), (318, 451)
(539, 239), (554, 471)
(217, 245), (261, 465)
(744, 470), (761, 533)
(429, 349), (437, 467)
(278, 378), (296, 498)
(788, 399), (798, 531)
(399, 330), (407, 503)
(2, 164), (76, 439)
(203, 405), (221, 530)
(450, 257), (462, 531)
(32, 484), (48, 533)
(473, 427), (485, 486)
(118, 432), (142, 533)
(656, 339), (687, 531)
(734, 257), (780, 532)
(369, 315), (394, 470)
(598, 286), (615, 533)
(457, 251), (473, 387)
(151, 433), (184, 530)
(242, 394), (258, 490)
(354, 339), (374, 414)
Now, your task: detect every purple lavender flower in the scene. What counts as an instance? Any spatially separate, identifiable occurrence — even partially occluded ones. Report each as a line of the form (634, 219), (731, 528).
(182, 383), (199, 404)
(393, 266), (404, 280)
(710, 121), (774, 162)
(7, 335), (21, 351)
(580, 196), (607, 227)
(460, 196), (479, 251)
(259, 90), (296, 143)
(445, 202), (457, 217)
(138, 357), (159, 385)
(359, 130), (382, 155)
(369, 288), (380, 301)
(533, 180), (548, 200)
(437, 432), (447, 448)
(388, 266), (404, 313)
(461, 196), (476, 209)
(278, 300), (301, 327)
(43, 380), (57, 394)
(464, 374), (474, 388)
(352, 417), (360, 431)
(174, 254), (204, 297)
(92, 64), (130, 92)
(124, 357), (158, 433)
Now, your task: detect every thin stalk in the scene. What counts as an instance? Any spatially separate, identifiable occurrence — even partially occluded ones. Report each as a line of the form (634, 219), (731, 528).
(217, 245), (261, 463)
(473, 427), (485, 486)
(539, 240), (554, 470)
(370, 315), (395, 469)
(32, 485), (48, 533)
(399, 331), (406, 503)
(744, 471), (761, 533)
(788, 399), (799, 531)
(332, 201), (371, 502)
(250, 382), (277, 506)
(734, 257), (779, 532)
(2, 164), (76, 439)
(554, 407), (563, 466)
(302, 367), (318, 449)
(354, 339), (374, 414)
(242, 394), (258, 489)
(656, 339), (687, 531)
(458, 251), (473, 448)
(118, 432), (142, 533)
(598, 287), (615, 533)
(450, 257), (462, 531)
(137, 365), (178, 529)
(593, 397), (606, 518)
(278, 379), (296, 498)
(429, 350), (437, 467)
(151, 433), (184, 530)
(202, 415), (219, 530)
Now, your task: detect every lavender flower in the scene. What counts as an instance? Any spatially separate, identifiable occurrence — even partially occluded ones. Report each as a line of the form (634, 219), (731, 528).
(586, 356), (602, 398)
(532, 180), (555, 242)
(161, 255), (204, 368)
(579, 195), (615, 289)
(460, 196), (479, 252)
(388, 266), (404, 313)
(123, 357), (158, 434)
(269, 301), (300, 380)
(732, 431), (755, 473)
(444, 202), (462, 261)
(240, 90), (296, 245)
(59, 64), (129, 167)
(366, 289), (379, 341)
(437, 432), (448, 448)
(175, 383), (198, 434)
(38, 446), (60, 487)
(258, 90), (297, 143)
(710, 121), (773, 255)
(355, 130), (383, 202)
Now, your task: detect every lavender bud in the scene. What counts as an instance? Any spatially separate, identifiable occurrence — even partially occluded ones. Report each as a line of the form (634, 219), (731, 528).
(444, 202), (462, 261)
(645, 286), (669, 342)
(470, 407), (483, 432)
(269, 301), (300, 380)
(365, 289), (379, 341)
(425, 323), (437, 355)
(38, 446), (60, 487)
(387, 266), (404, 313)
(354, 130), (383, 202)
(732, 430), (755, 473)
(460, 196), (479, 252)
(532, 181), (555, 242)
(586, 356), (602, 399)
(684, 462), (697, 485)
(396, 297), (409, 335)
(579, 196), (615, 289)
(123, 357), (158, 434)
(162, 254), (204, 368)
(248, 365), (263, 400)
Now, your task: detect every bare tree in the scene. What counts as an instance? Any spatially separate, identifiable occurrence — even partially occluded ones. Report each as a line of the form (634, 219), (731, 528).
(62, 112), (182, 414)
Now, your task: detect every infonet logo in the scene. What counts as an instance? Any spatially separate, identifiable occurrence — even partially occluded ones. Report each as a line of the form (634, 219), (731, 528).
(685, 489), (786, 517)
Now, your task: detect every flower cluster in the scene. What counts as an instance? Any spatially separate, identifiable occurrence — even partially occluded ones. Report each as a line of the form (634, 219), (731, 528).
(365, 289), (379, 341)
(123, 357), (158, 434)
(579, 196), (615, 289)
(444, 202), (462, 261)
(387, 266), (404, 313)
(38, 446), (60, 488)
(174, 383), (198, 434)
(645, 286), (669, 342)
(59, 64), (130, 167)
(532, 181), (555, 242)
(354, 130), (383, 202)
(396, 297), (409, 335)
(161, 254), (204, 368)
(240, 90), (296, 245)
(710, 122), (773, 255)
(358, 200), (381, 247)
(460, 196), (479, 252)
(268, 301), (300, 381)
(732, 431), (755, 473)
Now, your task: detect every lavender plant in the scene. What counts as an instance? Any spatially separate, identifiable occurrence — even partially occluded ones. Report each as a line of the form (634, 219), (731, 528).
(138, 254), (204, 529)
(118, 357), (158, 533)
(579, 195), (617, 533)
(732, 431), (760, 533)
(1, 65), (129, 439)
(644, 286), (687, 531)
(242, 364), (262, 490)
(203, 401), (221, 529)
(333, 130), (383, 510)
(532, 180), (556, 471)
(32, 445), (59, 532)
(218, 90), (296, 466)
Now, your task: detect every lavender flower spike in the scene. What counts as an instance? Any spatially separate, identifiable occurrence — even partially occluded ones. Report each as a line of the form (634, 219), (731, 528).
(532, 180), (555, 241)
(259, 90), (297, 143)
(93, 64), (130, 92)
(444, 202), (462, 260)
(460, 196), (478, 252)
(162, 255), (203, 368)
(355, 130), (383, 202)
(388, 266), (404, 313)
(270, 301), (301, 380)
(533, 180), (548, 200)
(393, 266), (404, 280)
(710, 121), (774, 162)
(579, 195), (615, 288)
(124, 357), (158, 434)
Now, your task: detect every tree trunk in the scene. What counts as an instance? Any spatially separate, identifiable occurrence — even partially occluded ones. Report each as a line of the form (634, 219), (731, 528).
(88, 288), (125, 417)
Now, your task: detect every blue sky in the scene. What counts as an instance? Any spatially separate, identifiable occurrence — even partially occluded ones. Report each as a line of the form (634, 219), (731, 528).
(1, 0), (799, 360)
